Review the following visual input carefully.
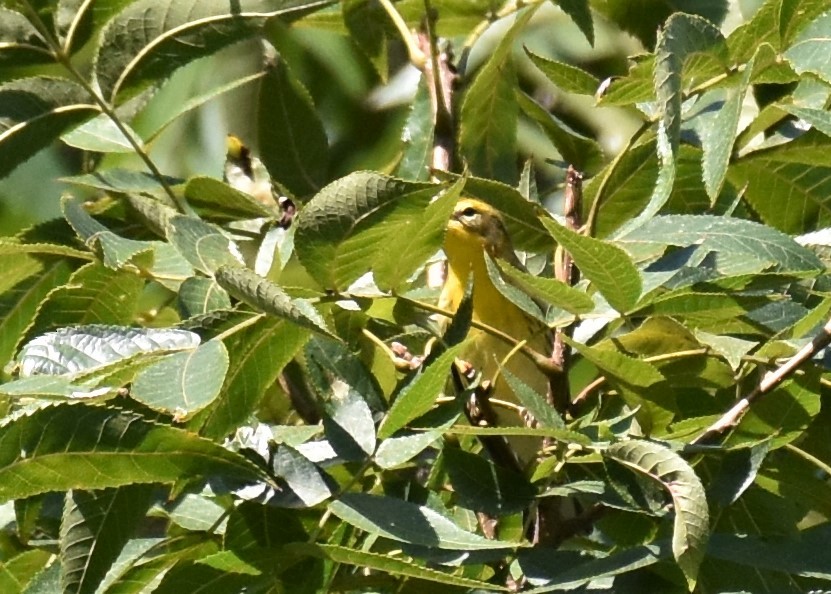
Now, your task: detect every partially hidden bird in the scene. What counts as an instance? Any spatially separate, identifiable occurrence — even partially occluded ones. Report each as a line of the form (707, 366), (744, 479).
(439, 198), (552, 463)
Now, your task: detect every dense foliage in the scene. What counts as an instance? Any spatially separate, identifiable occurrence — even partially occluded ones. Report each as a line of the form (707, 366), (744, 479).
(2, 0), (831, 592)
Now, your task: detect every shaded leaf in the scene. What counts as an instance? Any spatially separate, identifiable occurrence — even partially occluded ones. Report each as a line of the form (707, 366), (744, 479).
(329, 493), (516, 549)
(93, 0), (330, 104)
(271, 445), (332, 506)
(553, 0), (594, 45)
(184, 177), (276, 221)
(700, 55), (754, 199)
(257, 54), (329, 196)
(395, 74), (433, 181)
(0, 77), (96, 178)
(294, 171), (438, 290)
(177, 276), (232, 318)
(378, 343), (463, 439)
(605, 440), (709, 589)
(290, 543), (506, 590)
(517, 91), (604, 173)
(214, 264), (333, 337)
(0, 403), (272, 502)
(459, 8), (538, 183)
(444, 448), (535, 515)
(60, 486), (154, 594)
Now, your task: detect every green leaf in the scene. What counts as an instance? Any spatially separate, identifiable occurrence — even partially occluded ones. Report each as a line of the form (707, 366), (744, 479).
(378, 343), (464, 439)
(700, 55), (754, 199)
(727, 130), (831, 233)
(0, 77), (97, 178)
(214, 264), (334, 337)
(294, 171), (438, 290)
(541, 217), (641, 313)
(0, 403), (272, 502)
(784, 10), (831, 85)
(61, 196), (157, 270)
(503, 369), (564, 429)
(0, 548), (52, 594)
(395, 75), (433, 181)
(271, 445), (332, 506)
(708, 523), (831, 579)
(374, 428), (447, 469)
(524, 48), (600, 94)
(323, 380), (376, 458)
(0, 255), (73, 370)
(167, 215), (243, 275)
(16, 325), (200, 377)
(61, 113), (144, 153)
(373, 178), (463, 291)
(605, 440), (709, 589)
(130, 339), (229, 418)
(290, 543), (507, 590)
(616, 214), (824, 273)
(779, 102), (831, 138)
(0, 8), (51, 68)
(592, 0), (728, 49)
(459, 7), (537, 183)
(24, 262), (144, 343)
(517, 91), (604, 173)
(483, 254), (546, 323)
(62, 169), (180, 200)
(257, 54), (329, 196)
(184, 177), (276, 220)
(728, 373), (821, 449)
(564, 337), (664, 388)
(93, 0), (330, 104)
(553, 0), (594, 45)
(496, 262), (594, 315)
(444, 448), (535, 515)
(177, 276), (231, 318)
(329, 492), (517, 549)
(342, 0), (389, 79)
(521, 543), (669, 592)
(193, 318), (308, 439)
(60, 486), (154, 594)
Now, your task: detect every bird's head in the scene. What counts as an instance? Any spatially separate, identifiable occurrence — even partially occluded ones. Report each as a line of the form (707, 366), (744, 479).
(446, 198), (512, 258)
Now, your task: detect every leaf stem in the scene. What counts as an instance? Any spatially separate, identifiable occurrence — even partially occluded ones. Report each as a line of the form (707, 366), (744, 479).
(377, 0), (425, 67)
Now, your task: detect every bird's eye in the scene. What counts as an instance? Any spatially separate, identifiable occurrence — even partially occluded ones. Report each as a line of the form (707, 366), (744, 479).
(461, 207), (477, 217)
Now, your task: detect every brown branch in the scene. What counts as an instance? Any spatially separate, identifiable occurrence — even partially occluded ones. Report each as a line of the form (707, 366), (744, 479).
(548, 166), (583, 414)
(692, 317), (831, 445)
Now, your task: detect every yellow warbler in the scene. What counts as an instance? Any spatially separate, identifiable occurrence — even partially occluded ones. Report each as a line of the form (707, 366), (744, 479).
(439, 199), (550, 437)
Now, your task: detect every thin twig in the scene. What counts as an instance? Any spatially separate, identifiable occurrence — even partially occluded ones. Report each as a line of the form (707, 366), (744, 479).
(692, 318), (831, 444)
